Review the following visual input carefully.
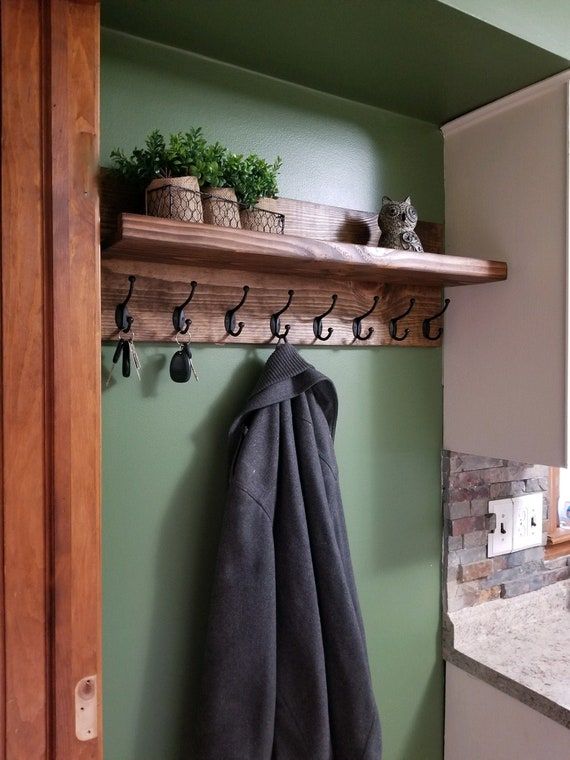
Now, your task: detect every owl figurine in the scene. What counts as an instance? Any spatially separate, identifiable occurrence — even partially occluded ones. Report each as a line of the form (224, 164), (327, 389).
(378, 195), (424, 252)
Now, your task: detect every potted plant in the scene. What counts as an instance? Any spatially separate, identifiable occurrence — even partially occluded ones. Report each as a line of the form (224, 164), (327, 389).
(110, 130), (283, 232)
(110, 129), (206, 223)
(198, 141), (242, 229)
(229, 154), (283, 233)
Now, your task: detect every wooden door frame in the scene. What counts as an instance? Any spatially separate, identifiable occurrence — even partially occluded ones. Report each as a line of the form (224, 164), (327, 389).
(1, 1), (102, 757)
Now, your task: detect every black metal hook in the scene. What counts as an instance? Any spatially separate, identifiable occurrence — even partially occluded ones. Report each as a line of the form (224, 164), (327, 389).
(352, 295), (379, 341)
(389, 298), (416, 342)
(115, 275), (136, 333)
(270, 289), (294, 342)
(422, 298), (450, 341)
(224, 285), (250, 337)
(173, 280), (198, 334)
(313, 294), (337, 341)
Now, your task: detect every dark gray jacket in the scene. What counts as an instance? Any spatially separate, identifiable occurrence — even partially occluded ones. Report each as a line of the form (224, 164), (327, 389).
(198, 344), (381, 759)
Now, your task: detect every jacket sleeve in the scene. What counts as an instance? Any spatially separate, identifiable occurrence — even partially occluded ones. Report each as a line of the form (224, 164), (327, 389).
(197, 482), (276, 760)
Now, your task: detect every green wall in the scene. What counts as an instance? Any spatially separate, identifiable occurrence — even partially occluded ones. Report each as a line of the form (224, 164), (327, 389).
(102, 28), (444, 760)
(441, 0), (570, 59)
(101, 3), (569, 125)
(101, 29), (443, 220)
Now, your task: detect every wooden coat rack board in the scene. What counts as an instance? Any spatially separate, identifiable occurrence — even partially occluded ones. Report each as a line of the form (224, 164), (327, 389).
(100, 176), (508, 348)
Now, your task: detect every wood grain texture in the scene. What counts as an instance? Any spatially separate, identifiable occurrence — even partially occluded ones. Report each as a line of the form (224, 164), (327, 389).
(1, 2), (48, 756)
(548, 468), (560, 535)
(269, 195), (444, 254)
(104, 213), (506, 287)
(261, 195), (380, 244)
(102, 258), (445, 347)
(545, 529), (570, 546)
(544, 537), (570, 558)
(1, 1), (101, 758)
(99, 167), (445, 251)
(47, 1), (102, 757)
(99, 169), (143, 243)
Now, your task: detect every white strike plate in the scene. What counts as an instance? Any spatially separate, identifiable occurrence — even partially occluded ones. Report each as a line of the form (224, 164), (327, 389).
(75, 675), (97, 741)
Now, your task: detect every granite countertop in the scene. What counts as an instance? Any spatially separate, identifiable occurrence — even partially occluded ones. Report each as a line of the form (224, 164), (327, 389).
(443, 580), (570, 729)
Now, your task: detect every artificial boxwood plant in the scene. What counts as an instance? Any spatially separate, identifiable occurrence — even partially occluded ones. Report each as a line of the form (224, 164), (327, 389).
(110, 128), (225, 188)
(110, 129), (282, 207)
(223, 153), (282, 208)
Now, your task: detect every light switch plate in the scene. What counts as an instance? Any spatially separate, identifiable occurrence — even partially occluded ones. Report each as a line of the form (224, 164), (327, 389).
(512, 492), (543, 551)
(488, 498), (514, 557)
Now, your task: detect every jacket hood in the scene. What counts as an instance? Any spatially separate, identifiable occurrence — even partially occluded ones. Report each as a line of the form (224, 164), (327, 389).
(230, 343), (338, 439)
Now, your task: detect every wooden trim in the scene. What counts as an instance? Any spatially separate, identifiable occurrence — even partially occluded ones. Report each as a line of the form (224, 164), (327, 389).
(47, 2), (102, 757)
(546, 527), (570, 545)
(49, 2), (102, 756)
(1, 2), (49, 754)
(545, 468), (570, 558)
(1, 1), (101, 757)
(548, 467), (560, 535)
(545, 539), (570, 559)
(105, 213), (507, 287)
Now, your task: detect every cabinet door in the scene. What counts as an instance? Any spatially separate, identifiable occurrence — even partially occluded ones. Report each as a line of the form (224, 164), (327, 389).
(442, 72), (570, 467)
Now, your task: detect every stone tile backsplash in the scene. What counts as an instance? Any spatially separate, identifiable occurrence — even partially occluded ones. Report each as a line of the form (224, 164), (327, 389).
(443, 451), (570, 611)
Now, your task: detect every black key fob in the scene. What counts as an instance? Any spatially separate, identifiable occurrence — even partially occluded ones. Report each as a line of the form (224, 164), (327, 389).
(170, 348), (191, 383)
(122, 339), (131, 378)
(112, 338), (124, 364)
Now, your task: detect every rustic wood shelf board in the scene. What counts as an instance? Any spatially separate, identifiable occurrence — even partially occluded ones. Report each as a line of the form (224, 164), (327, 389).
(100, 199), (506, 347)
(102, 258), (445, 347)
(104, 214), (507, 287)
(98, 170), (444, 250)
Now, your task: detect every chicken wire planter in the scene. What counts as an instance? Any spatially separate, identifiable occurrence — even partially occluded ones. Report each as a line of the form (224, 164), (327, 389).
(202, 187), (241, 228)
(145, 182), (285, 234)
(240, 198), (285, 234)
(145, 177), (203, 223)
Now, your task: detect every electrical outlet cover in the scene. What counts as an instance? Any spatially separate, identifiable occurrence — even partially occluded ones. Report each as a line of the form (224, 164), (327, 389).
(488, 498), (514, 557)
(512, 492), (543, 551)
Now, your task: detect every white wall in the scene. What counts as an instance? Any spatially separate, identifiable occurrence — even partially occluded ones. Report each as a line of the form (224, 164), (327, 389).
(445, 664), (570, 760)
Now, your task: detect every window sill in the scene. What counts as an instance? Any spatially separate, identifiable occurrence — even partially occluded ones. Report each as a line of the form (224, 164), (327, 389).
(546, 528), (570, 559)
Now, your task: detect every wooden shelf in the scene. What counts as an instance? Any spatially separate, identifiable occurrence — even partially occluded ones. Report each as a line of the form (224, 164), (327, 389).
(101, 211), (507, 347)
(103, 213), (507, 288)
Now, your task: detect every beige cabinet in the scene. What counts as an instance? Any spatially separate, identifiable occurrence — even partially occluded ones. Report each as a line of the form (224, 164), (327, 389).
(442, 71), (570, 466)
(445, 665), (570, 760)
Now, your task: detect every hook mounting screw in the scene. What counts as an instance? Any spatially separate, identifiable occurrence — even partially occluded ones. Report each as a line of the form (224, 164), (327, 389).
(389, 298), (416, 342)
(225, 286), (250, 337)
(313, 294), (338, 341)
(270, 290), (295, 342)
(422, 298), (450, 341)
(352, 295), (379, 341)
(173, 281), (198, 335)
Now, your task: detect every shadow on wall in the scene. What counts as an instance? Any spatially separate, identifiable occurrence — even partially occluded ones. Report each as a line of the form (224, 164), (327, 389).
(401, 662), (444, 759)
(332, 347), (444, 759)
(338, 347), (443, 572)
(103, 348), (263, 760)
